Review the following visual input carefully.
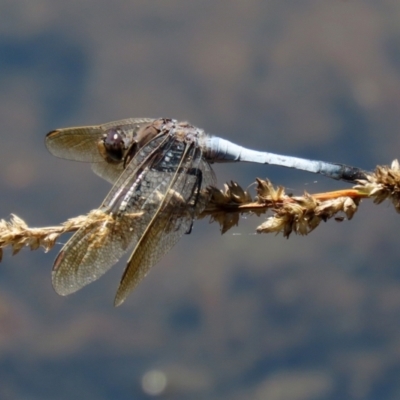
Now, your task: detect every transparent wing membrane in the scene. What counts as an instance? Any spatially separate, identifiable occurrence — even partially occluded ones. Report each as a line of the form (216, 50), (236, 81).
(114, 145), (214, 305)
(45, 118), (154, 182)
(52, 127), (214, 301)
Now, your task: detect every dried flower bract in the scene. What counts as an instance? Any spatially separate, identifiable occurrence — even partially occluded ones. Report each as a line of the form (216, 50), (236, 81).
(355, 159), (400, 212)
(256, 193), (359, 238)
(201, 179), (361, 236)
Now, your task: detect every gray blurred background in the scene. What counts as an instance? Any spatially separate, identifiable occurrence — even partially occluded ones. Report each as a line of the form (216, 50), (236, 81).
(0, 1), (400, 399)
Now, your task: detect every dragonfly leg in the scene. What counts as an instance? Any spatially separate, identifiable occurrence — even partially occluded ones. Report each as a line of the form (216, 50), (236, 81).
(184, 167), (203, 235)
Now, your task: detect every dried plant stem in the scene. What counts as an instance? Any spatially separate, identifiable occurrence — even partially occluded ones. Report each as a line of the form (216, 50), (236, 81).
(1, 160), (400, 260)
(200, 159), (400, 235)
(311, 189), (369, 201)
(0, 210), (111, 261)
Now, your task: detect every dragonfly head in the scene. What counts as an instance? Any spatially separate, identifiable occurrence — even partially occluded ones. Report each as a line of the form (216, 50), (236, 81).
(97, 119), (167, 167)
(97, 127), (132, 164)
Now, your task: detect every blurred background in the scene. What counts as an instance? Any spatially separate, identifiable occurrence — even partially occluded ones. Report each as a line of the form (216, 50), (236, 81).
(0, 1), (400, 399)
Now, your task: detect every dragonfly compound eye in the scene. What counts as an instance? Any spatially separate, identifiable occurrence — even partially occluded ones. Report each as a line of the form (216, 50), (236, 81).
(103, 128), (125, 162)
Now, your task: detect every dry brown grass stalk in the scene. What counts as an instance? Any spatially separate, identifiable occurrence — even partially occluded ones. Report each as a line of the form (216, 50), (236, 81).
(0, 160), (399, 260)
(0, 210), (114, 262)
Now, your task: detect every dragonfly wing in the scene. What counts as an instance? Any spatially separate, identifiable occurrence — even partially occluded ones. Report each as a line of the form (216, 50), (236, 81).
(91, 160), (124, 184)
(114, 149), (216, 306)
(52, 211), (142, 295)
(114, 206), (194, 306)
(46, 125), (106, 162)
(51, 130), (169, 295)
(100, 118), (154, 131)
(45, 118), (154, 162)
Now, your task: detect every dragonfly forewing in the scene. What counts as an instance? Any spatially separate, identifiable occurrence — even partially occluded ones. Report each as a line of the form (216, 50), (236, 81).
(114, 206), (195, 306)
(46, 125), (106, 162)
(114, 149), (215, 306)
(51, 129), (170, 295)
(45, 118), (154, 183)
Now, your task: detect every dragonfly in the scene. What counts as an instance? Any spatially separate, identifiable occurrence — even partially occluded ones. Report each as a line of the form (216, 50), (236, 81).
(46, 117), (367, 306)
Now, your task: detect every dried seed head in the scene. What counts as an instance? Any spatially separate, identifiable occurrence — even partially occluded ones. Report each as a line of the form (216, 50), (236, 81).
(207, 186), (231, 205)
(256, 178), (286, 202)
(257, 192), (359, 237)
(206, 182), (253, 207)
(228, 181), (252, 203)
(355, 160), (400, 212)
(209, 212), (240, 234)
